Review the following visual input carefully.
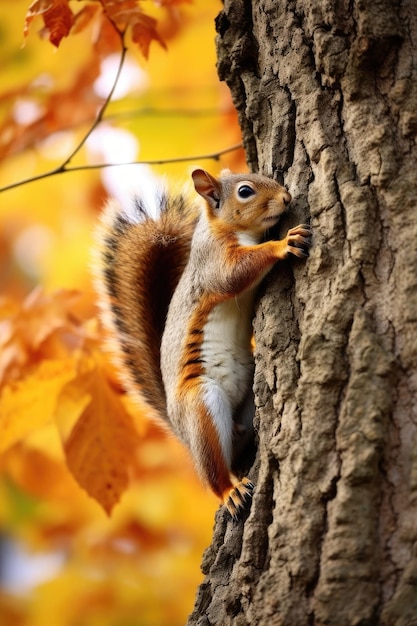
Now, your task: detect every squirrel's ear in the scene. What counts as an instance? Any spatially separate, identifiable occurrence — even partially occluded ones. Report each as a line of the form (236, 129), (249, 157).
(192, 169), (221, 210)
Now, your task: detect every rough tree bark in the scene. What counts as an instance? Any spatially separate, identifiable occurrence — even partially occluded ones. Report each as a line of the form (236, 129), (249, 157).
(187, 1), (417, 625)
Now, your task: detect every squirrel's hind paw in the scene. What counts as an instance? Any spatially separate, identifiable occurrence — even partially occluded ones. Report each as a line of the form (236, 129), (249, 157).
(224, 477), (254, 520)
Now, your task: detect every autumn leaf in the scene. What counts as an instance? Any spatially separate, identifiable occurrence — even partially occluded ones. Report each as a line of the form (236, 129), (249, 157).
(23, 0), (53, 39)
(71, 3), (100, 35)
(55, 354), (140, 514)
(0, 57), (103, 163)
(0, 289), (142, 514)
(18, 287), (82, 351)
(0, 288), (91, 386)
(24, 0), (74, 47)
(99, 0), (144, 29)
(0, 357), (77, 454)
(41, 0), (74, 46)
(99, 0), (166, 56)
(130, 12), (166, 58)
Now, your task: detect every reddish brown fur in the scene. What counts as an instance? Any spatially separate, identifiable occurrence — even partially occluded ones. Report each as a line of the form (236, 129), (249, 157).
(208, 215), (293, 296)
(175, 291), (237, 499)
(195, 400), (234, 499)
(176, 292), (222, 393)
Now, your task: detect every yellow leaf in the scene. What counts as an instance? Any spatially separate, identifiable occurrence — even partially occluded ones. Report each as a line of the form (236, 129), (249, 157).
(0, 357), (77, 454)
(55, 355), (140, 515)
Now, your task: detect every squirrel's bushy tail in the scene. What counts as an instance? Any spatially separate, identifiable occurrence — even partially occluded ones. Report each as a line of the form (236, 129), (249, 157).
(93, 186), (199, 425)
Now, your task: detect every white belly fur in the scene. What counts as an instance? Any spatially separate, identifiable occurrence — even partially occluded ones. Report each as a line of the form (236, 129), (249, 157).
(200, 292), (255, 410)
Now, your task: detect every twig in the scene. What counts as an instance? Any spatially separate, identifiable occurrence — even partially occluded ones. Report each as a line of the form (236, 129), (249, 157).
(0, 22), (128, 194)
(0, 144), (244, 193)
(60, 32), (128, 170)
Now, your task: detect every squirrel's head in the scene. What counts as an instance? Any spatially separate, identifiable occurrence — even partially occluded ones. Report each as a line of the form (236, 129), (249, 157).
(191, 168), (291, 235)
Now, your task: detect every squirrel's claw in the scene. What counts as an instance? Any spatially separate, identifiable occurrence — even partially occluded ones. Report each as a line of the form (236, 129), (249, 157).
(224, 477), (254, 520)
(287, 223), (313, 258)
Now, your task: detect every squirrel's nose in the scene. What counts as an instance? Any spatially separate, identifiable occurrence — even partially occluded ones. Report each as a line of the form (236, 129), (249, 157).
(283, 190), (291, 205)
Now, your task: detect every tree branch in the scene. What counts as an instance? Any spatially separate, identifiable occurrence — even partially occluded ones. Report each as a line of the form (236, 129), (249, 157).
(59, 31), (128, 170)
(0, 15), (244, 195)
(0, 143), (244, 193)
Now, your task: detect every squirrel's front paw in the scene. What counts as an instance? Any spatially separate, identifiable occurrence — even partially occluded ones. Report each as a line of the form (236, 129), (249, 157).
(223, 477), (254, 520)
(287, 224), (313, 258)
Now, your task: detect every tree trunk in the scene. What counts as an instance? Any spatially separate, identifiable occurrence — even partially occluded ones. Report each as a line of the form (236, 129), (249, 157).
(187, 1), (417, 624)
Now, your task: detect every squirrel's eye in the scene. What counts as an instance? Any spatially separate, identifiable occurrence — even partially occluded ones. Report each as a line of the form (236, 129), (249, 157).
(237, 185), (255, 199)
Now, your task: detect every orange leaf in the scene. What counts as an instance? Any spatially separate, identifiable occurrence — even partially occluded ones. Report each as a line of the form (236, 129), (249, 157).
(71, 4), (100, 35)
(130, 13), (166, 58)
(24, 0), (74, 47)
(99, 0), (140, 27)
(20, 287), (82, 351)
(0, 57), (103, 162)
(0, 288), (91, 386)
(99, 0), (166, 56)
(41, 0), (74, 47)
(55, 355), (140, 515)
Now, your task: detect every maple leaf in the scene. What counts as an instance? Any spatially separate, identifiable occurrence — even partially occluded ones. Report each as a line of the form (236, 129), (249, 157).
(100, 0), (166, 56)
(22, 0), (182, 60)
(130, 12), (166, 58)
(41, 0), (74, 46)
(99, 0), (141, 28)
(55, 354), (141, 515)
(24, 0), (74, 47)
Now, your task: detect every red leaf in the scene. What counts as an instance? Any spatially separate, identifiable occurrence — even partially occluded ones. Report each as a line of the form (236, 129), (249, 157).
(42, 0), (74, 47)
(130, 13), (166, 58)
(99, 0), (166, 57)
(24, 0), (74, 47)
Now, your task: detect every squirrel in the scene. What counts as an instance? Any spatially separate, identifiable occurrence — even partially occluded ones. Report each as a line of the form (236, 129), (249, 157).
(93, 168), (312, 519)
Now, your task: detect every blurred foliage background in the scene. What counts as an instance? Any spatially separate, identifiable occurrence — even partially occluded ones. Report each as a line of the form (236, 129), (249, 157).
(0, 1), (245, 624)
